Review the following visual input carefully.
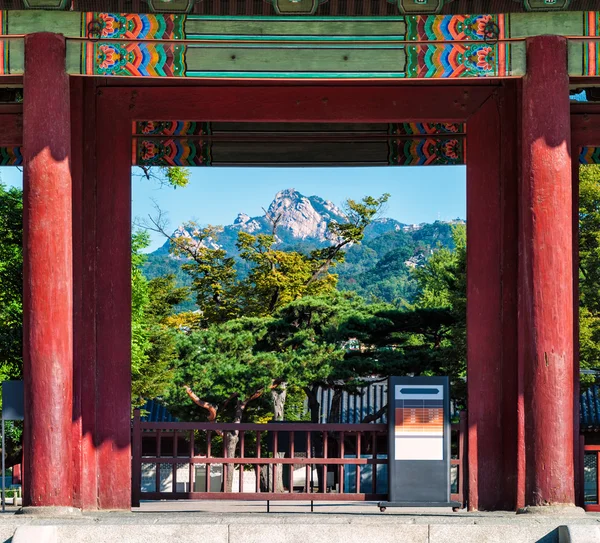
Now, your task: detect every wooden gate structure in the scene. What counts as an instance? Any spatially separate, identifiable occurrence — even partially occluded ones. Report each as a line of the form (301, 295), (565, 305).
(2, 0), (600, 512)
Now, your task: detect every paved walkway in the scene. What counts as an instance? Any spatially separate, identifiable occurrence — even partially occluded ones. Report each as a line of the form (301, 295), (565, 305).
(0, 501), (599, 542)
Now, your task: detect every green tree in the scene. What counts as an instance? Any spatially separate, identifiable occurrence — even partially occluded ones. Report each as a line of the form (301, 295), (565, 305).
(0, 182), (23, 467)
(166, 317), (283, 490)
(136, 166), (191, 189)
(578, 165), (600, 381)
(131, 231), (189, 407)
(0, 182), (23, 381)
(149, 194), (390, 328)
(340, 225), (467, 409)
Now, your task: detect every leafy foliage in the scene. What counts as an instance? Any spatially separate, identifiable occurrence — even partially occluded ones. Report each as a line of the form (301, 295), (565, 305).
(0, 182), (23, 381)
(158, 194), (390, 330)
(0, 182), (23, 466)
(135, 166), (191, 189)
(131, 231), (189, 407)
(579, 165), (600, 383)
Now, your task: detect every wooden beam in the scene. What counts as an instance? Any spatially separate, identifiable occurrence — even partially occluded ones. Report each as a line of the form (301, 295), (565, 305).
(100, 85), (496, 123)
(571, 112), (600, 147)
(94, 97), (132, 511)
(466, 91), (504, 512)
(0, 113), (22, 146)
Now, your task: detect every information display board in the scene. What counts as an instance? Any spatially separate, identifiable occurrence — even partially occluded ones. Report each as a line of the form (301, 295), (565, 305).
(379, 376), (459, 510)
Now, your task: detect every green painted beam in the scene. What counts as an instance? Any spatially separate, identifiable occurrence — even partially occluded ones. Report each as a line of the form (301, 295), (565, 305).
(184, 17), (407, 37)
(184, 45), (408, 73)
(507, 12), (586, 36)
(5, 11), (83, 73)
(2, 10), (600, 79)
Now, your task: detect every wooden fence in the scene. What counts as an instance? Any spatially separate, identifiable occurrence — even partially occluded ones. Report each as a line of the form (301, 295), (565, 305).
(584, 443), (600, 512)
(132, 410), (467, 508)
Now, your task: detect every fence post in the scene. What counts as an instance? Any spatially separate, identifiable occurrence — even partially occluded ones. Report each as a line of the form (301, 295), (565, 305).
(132, 409), (142, 508)
(579, 435), (585, 508)
(459, 411), (467, 509)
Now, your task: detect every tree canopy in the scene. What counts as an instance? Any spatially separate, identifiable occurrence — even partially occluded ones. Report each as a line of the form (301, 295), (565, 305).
(0, 182), (23, 382)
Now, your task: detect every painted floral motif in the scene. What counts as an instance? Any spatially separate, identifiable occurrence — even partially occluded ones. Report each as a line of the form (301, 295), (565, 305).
(136, 139), (211, 167)
(95, 43), (130, 74)
(472, 14), (492, 37)
(475, 46), (495, 72)
(404, 14), (506, 78)
(139, 141), (159, 162)
(405, 14), (501, 42)
(389, 123), (464, 136)
(96, 13), (121, 37)
(85, 13), (185, 40)
(89, 42), (185, 77)
(97, 44), (119, 70)
(439, 139), (461, 160)
(136, 121), (210, 136)
(389, 137), (464, 166)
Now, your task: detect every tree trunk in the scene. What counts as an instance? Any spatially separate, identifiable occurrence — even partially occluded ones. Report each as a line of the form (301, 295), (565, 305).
(272, 383), (287, 422)
(224, 405), (242, 493)
(328, 389), (343, 424)
(327, 389), (344, 492)
(305, 385), (324, 492)
(305, 385), (320, 424)
(271, 384), (287, 492)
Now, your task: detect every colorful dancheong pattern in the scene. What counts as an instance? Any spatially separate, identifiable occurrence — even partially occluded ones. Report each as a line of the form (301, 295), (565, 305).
(73, 12), (511, 78)
(389, 123), (465, 165)
(82, 13), (186, 77)
(394, 384), (444, 461)
(404, 14), (508, 78)
(580, 147), (600, 165)
(2, 10), (600, 78)
(0, 11), (5, 76)
(133, 120), (212, 166)
(0, 147), (21, 166)
(583, 12), (600, 77)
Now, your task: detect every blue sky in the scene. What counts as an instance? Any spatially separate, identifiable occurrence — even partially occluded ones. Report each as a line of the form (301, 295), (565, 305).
(1, 166), (466, 252)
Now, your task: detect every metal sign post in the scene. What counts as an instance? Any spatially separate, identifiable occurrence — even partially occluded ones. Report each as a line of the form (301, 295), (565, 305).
(1, 381), (24, 513)
(378, 376), (460, 511)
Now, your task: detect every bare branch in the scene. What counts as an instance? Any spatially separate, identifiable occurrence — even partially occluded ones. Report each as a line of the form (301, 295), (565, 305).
(139, 202), (207, 265)
(240, 379), (284, 410)
(361, 404), (387, 424)
(184, 385), (218, 422)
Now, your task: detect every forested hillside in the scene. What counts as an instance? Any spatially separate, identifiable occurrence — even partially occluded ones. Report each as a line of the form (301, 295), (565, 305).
(143, 188), (460, 306)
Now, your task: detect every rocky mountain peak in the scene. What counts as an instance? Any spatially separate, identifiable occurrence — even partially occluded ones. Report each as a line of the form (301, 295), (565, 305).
(265, 188), (346, 242)
(159, 188), (405, 256)
(234, 212), (251, 225)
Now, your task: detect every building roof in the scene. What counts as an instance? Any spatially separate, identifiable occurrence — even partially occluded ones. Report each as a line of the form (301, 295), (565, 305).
(141, 384), (600, 428)
(0, 0), (594, 15)
(140, 399), (177, 423)
(581, 385), (600, 431)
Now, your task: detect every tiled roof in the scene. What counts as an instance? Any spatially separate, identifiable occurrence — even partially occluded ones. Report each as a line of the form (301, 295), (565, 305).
(140, 399), (177, 423)
(581, 385), (600, 431)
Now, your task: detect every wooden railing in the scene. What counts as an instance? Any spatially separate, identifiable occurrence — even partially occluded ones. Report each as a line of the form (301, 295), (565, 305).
(584, 443), (600, 512)
(132, 410), (467, 508)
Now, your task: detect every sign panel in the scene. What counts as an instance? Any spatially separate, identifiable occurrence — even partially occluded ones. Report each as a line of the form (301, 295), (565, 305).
(394, 384), (444, 461)
(385, 376), (454, 506)
(2, 381), (24, 421)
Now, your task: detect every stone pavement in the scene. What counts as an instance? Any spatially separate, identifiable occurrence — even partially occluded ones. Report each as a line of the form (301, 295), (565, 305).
(0, 502), (599, 542)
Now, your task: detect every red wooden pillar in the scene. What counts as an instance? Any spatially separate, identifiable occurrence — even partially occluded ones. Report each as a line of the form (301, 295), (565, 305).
(71, 77), (99, 510)
(500, 81), (520, 511)
(572, 158), (581, 507)
(519, 35), (575, 508)
(94, 97), (132, 510)
(466, 94), (505, 510)
(22, 32), (73, 508)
